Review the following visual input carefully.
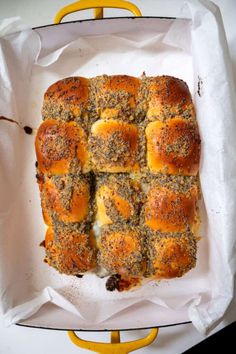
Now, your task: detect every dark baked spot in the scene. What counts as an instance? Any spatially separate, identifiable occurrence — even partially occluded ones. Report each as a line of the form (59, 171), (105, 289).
(106, 274), (121, 291)
(39, 240), (45, 247)
(24, 126), (33, 135)
(197, 76), (203, 97)
(36, 172), (44, 183)
(75, 274), (84, 278)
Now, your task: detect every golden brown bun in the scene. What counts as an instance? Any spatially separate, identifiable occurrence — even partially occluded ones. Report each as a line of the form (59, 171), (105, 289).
(147, 232), (196, 279)
(40, 175), (90, 225)
(96, 175), (142, 226)
(35, 119), (89, 174)
(98, 227), (145, 277)
(44, 226), (96, 275)
(89, 119), (140, 172)
(143, 184), (199, 233)
(42, 77), (89, 121)
(146, 118), (200, 175)
(146, 76), (195, 121)
(94, 75), (141, 120)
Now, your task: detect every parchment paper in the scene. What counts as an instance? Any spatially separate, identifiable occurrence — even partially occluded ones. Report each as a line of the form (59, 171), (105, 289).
(0, 0), (235, 333)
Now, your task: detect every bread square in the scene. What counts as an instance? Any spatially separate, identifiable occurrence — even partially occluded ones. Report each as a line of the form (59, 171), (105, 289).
(89, 119), (140, 172)
(146, 232), (197, 279)
(35, 119), (89, 175)
(146, 118), (200, 175)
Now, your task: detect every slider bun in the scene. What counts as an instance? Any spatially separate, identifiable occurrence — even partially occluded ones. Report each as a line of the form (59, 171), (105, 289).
(42, 77), (89, 121)
(95, 75), (141, 119)
(45, 226), (96, 274)
(35, 119), (89, 174)
(147, 233), (197, 279)
(144, 184), (198, 233)
(146, 117), (200, 176)
(41, 175), (90, 225)
(90, 119), (139, 172)
(147, 75), (195, 121)
(98, 227), (145, 277)
(96, 176), (141, 226)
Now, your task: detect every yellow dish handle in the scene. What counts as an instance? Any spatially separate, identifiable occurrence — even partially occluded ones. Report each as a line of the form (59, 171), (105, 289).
(68, 328), (159, 353)
(54, 0), (142, 23)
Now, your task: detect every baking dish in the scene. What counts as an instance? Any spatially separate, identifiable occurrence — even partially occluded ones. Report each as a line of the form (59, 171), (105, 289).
(1, 0), (235, 352)
(19, 1), (188, 351)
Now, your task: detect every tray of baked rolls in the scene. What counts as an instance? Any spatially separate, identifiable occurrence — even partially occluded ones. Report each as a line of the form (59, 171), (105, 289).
(0, 0), (235, 336)
(35, 74), (200, 293)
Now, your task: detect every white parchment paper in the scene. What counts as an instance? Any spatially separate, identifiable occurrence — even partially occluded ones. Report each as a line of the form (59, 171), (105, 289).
(0, 0), (235, 333)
